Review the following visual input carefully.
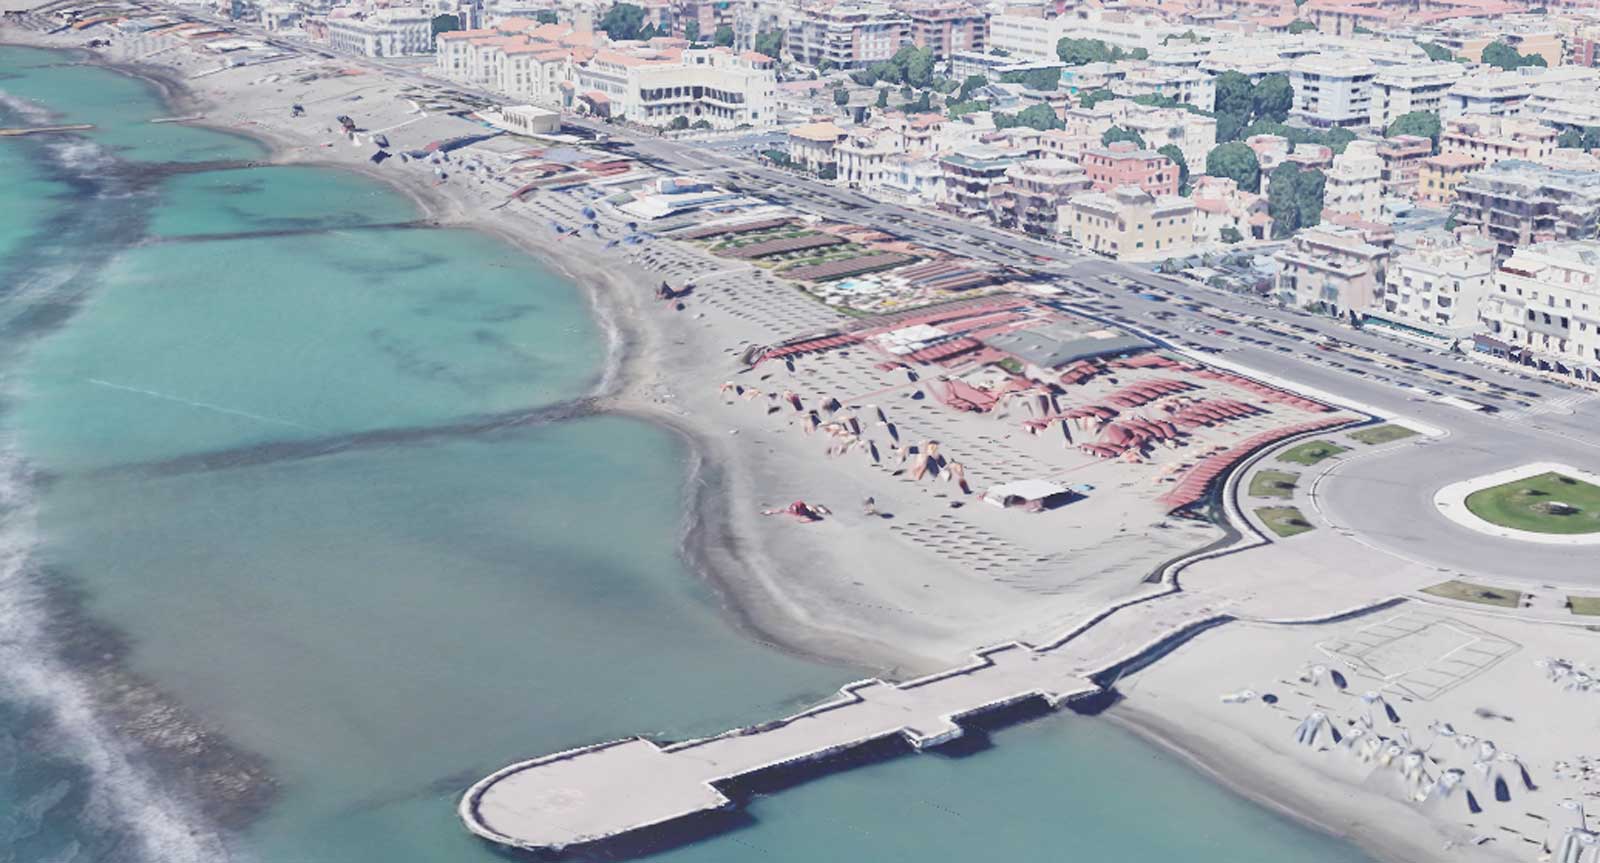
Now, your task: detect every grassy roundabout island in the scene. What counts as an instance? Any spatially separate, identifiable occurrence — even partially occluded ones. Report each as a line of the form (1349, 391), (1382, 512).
(1464, 471), (1600, 535)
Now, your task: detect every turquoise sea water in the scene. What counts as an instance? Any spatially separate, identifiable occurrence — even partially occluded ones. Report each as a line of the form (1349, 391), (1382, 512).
(0, 43), (1379, 863)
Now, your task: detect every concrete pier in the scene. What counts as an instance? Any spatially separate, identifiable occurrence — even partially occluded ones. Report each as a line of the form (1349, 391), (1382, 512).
(0, 124), (94, 136)
(458, 614), (1189, 855)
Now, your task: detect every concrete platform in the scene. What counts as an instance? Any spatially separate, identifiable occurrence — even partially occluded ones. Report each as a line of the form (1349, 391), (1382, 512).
(459, 643), (1100, 853)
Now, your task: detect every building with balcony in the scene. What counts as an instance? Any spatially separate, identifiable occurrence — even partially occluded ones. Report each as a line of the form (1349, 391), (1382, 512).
(1061, 186), (1195, 262)
(1322, 139), (1384, 221)
(937, 147), (1024, 218)
(989, 158), (1092, 236)
(1452, 160), (1600, 258)
(1440, 114), (1557, 167)
(327, 7), (432, 57)
(1417, 152), (1483, 207)
(1273, 225), (1390, 315)
(897, 0), (985, 60)
(1378, 135), (1433, 199)
(1289, 54), (1376, 129)
(1080, 141), (1181, 197)
(1370, 61), (1466, 130)
(1109, 64), (1216, 112)
(1479, 240), (1600, 381)
(1370, 231), (1496, 340)
(1190, 175), (1272, 243)
(786, 2), (909, 69)
(788, 121), (847, 173)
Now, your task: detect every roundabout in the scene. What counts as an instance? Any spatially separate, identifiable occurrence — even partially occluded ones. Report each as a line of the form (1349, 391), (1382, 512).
(1433, 462), (1600, 546)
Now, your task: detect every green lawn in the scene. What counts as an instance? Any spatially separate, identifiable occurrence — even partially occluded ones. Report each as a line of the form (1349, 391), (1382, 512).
(1350, 424), (1418, 445)
(1279, 440), (1350, 466)
(1421, 580), (1522, 608)
(1463, 471), (1600, 535)
(1248, 469), (1300, 499)
(1570, 596), (1600, 616)
(1255, 506), (1314, 537)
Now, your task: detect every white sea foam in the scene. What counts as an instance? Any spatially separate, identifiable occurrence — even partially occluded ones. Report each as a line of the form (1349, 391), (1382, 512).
(0, 447), (234, 863)
(0, 89), (54, 126)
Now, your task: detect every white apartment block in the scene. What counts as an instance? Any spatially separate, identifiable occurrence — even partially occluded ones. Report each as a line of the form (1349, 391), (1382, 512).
(987, 12), (1070, 62)
(1440, 114), (1557, 168)
(1322, 140), (1383, 221)
(785, 2), (908, 68)
(1370, 61), (1465, 130)
(1110, 64), (1215, 112)
(1372, 232), (1496, 341)
(1481, 240), (1600, 381)
(327, 8), (433, 57)
(1289, 54), (1376, 129)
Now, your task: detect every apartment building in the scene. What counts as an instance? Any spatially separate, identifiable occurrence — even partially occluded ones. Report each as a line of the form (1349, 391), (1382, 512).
(327, 7), (432, 56)
(1322, 140), (1384, 221)
(1440, 114), (1557, 167)
(1480, 240), (1600, 381)
(835, 126), (898, 188)
(1417, 152), (1483, 206)
(989, 158), (1093, 236)
(898, 0), (985, 60)
(1109, 64), (1217, 112)
(1080, 141), (1181, 197)
(1441, 67), (1598, 119)
(1289, 54), (1376, 129)
(1371, 231), (1496, 340)
(986, 10), (1070, 61)
(1378, 135), (1433, 199)
(1273, 224), (1390, 315)
(1453, 160), (1600, 257)
(788, 121), (847, 172)
(786, 2), (908, 68)
(1061, 186), (1196, 262)
(937, 148), (1025, 218)
(1370, 62), (1465, 129)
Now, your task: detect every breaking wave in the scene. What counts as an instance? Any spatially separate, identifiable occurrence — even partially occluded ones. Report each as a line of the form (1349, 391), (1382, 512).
(0, 448), (232, 863)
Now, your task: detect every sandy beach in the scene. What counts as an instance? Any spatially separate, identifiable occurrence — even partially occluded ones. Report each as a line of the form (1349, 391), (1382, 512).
(6, 21), (1594, 863)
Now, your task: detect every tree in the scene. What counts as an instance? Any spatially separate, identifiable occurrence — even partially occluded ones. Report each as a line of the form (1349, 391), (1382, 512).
(1417, 41), (1454, 62)
(637, 22), (660, 40)
(1158, 144), (1190, 195)
(1024, 67), (1061, 91)
(669, 115), (690, 130)
(1286, 19), (1315, 34)
(713, 24), (734, 47)
(1056, 37), (1118, 65)
(876, 87), (889, 109)
(946, 100), (989, 119)
(1386, 110), (1442, 150)
(958, 74), (987, 102)
(1102, 126), (1147, 149)
(1252, 74), (1293, 123)
(1213, 70), (1254, 143)
(832, 88), (850, 107)
(819, 164), (837, 180)
(534, 10), (557, 24)
(1206, 141), (1261, 193)
(911, 90), (933, 112)
(1481, 41), (1546, 70)
(892, 45), (935, 89)
(599, 3), (646, 40)
(1220, 225), (1243, 244)
(692, 119), (712, 129)
(683, 20), (700, 42)
(430, 13), (459, 35)
(995, 103), (1064, 131)
(1267, 163), (1325, 238)
(1078, 88), (1116, 109)
(851, 68), (879, 87)
(753, 30), (782, 60)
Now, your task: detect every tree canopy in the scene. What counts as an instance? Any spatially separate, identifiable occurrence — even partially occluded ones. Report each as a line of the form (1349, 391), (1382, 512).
(713, 24), (734, 47)
(1101, 126), (1148, 149)
(994, 103), (1063, 131)
(876, 87), (889, 108)
(1417, 41), (1455, 62)
(855, 46), (936, 89)
(683, 20), (699, 43)
(1558, 126), (1600, 150)
(946, 99), (989, 119)
(430, 13), (459, 35)
(1386, 111), (1442, 150)
(1002, 68), (1061, 91)
(1481, 41), (1546, 70)
(1219, 226), (1243, 244)
(598, 3), (647, 41)
(1158, 144), (1190, 195)
(753, 30), (782, 59)
(1055, 37), (1145, 65)
(958, 74), (987, 102)
(1240, 120), (1357, 155)
(534, 10), (558, 24)
(1078, 88), (1116, 109)
(833, 88), (850, 107)
(1267, 163), (1325, 239)
(1205, 141), (1261, 193)
(1286, 19), (1315, 34)
(1214, 72), (1293, 143)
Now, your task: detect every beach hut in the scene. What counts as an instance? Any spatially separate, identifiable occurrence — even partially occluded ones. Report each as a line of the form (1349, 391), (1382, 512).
(981, 479), (1079, 512)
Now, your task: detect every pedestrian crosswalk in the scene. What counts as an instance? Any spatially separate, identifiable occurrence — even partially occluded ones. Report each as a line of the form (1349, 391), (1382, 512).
(1497, 391), (1596, 420)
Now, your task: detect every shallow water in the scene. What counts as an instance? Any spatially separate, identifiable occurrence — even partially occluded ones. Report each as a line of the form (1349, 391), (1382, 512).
(0, 42), (1379, 863)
